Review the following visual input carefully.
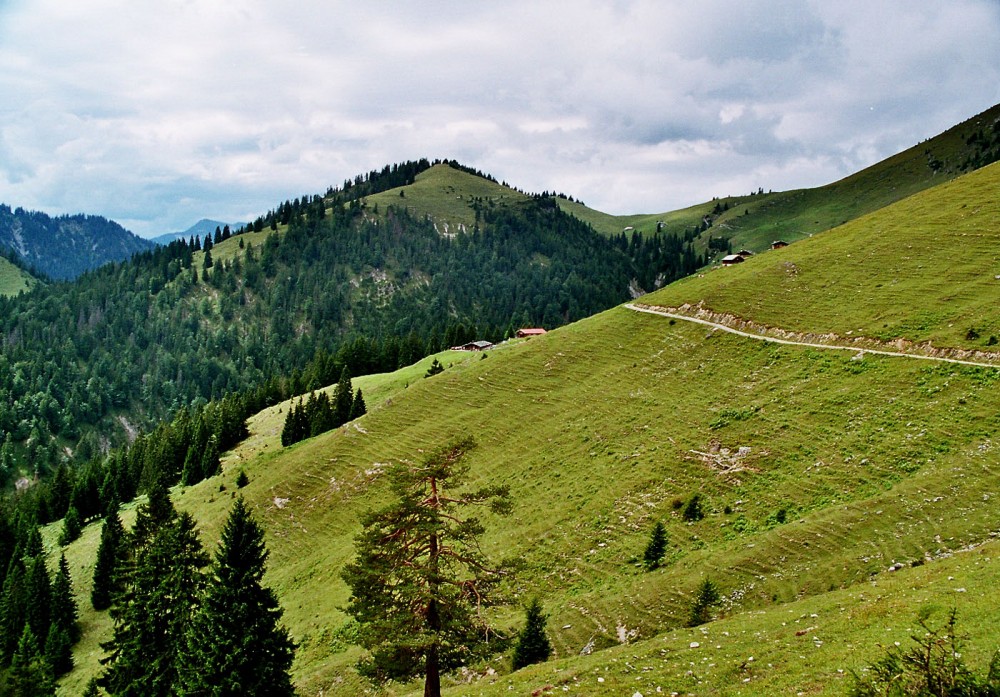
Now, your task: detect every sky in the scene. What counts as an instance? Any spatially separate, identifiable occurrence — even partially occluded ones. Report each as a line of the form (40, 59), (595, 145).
(1, 1), (999, 239)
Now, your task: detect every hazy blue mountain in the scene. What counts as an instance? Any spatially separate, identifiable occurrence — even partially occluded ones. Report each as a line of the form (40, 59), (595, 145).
(0, 204), (155, 279)
(151, 218), (243, 246)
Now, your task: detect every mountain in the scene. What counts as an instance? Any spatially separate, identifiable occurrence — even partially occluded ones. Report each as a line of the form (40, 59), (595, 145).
(0, 204), (155, 280)
(0, 164), (697, 483)
(49, 160), (1000, 694)
(150, 218), (243, 246)
(558, 102), (1000, 258)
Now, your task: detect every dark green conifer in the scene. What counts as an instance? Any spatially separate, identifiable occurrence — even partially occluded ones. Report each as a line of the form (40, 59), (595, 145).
(92, 503), (125, 611)
(643, 520), (668, 570)
(51, 553), (79, 642)
(44, 622), (73, 676)
(58, 504), (82, 546)
(687, 577), (721, 627)
(176, 498), (295, 696)
(512, 598), (552, 670)
(0, 559), (26, 662)
(350, 388), (367, 420)
(332, 366), (354, 426)
(25, 555), (52, 646)
(10, 624), (55, 696)
(100, 512), (207, 696)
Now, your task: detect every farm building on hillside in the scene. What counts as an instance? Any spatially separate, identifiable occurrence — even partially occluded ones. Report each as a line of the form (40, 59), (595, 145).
(515, 328), (547, 338)
(721, 254), (744, 266)
(453, 340), (493, 351)
(771, 240), (789, 249)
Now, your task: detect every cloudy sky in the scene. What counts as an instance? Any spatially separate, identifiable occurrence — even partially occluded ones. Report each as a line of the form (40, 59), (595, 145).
(1, 1), (998, 238)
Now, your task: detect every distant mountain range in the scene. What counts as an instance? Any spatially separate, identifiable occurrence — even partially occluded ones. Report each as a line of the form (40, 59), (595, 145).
(0, 204), (155, 280)
(150, 218), (245, 246)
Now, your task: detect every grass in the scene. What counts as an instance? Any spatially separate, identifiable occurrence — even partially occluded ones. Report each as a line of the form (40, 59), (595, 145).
(646, 161), (1000, 350)
(364, 164), (530, 234)
(57, 302), (1000, 695)
(0, 255), (38, 296)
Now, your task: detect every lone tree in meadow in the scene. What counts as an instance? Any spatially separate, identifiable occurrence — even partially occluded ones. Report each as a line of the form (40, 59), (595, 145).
(511, 598), (552, 670)
(643, 520), (668, 570)
(687, 577), (721, 627)
(341, 436), (512, 697)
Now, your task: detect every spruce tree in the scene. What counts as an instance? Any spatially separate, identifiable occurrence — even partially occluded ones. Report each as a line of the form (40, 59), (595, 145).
(25, 555), (52, 647)
(643, 520), (668, 570)
(0, 559), (26, 662)
(512, 598), (552, 670)
(10, 624), (55, 696)
(51, 553), (79, 642)
(100, 512), (207, 697)
(350, 388), (367, 420)
(58, 504), (82, 546)
(332, 366), (354, 426)
(176, 498), (295, 696)
(687, 577), (721, 627)
(92, 504), (125, 611)
(44, 622), (73, 677)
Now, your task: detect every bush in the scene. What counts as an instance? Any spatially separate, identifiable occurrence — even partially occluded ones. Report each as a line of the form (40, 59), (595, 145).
(850, 608), (1000, 697)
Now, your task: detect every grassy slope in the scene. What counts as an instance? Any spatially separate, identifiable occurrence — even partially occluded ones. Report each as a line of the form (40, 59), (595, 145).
(560, 103), (1000, 255)
(646, 161), (1000, 349)
(0, 255), (37, 296)
(363, 164), (530, 234)
(60, 314), (1000, 694)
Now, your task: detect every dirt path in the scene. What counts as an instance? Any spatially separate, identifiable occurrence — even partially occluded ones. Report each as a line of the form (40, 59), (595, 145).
(625, 303), (1000, 370)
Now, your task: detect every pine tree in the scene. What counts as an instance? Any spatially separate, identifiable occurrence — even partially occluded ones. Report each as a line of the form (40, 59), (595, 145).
(643, 520), (668, 570)
(332, 366), (354, 426)
(687, 577), (721, 627)
(512, 598), (552, 670)
(100, 512), (207, 696)
(92, 504), (125, 611)
(25, 555), (52, 647)
(342, 437), (512, 696)
(176, 498), (295, 696)
(58, 504), (82, 546)
(51, 553), (79, 642)
(44, 621), (73, 677)
(0, 559), (26, 662)
(10, 624), (55, 696)
(424, 358), (444, 378)
(350, 388), (367, 420)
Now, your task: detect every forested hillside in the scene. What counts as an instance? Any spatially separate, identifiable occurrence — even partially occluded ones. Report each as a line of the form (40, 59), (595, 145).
(0, 205), (154, 280)
(0, 163), (701, 490)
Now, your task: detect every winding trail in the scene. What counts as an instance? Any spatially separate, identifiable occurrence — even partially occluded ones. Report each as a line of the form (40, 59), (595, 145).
(625, 303), (1000, 370)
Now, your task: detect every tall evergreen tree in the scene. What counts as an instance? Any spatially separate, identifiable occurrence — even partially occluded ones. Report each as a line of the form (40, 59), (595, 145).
(511, 598), (552, 670)
(0, 559), (26, 663)
(176, 498), (295, 696)
(332, 366), (354, 426)
(341, 437), (512, 697)
(10, 624), (55, 697)
(350, 388), (367, 420)
(100, 512), (207, 697)
(25, 555), (52, 648)
(92, 503), (125, 611)
(51, 553), (79, 642)
(58, 504), (82, 546)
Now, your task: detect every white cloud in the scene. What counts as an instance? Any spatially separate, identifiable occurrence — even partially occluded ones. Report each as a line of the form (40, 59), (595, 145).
(0, 0), (998, 235)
